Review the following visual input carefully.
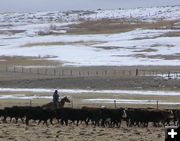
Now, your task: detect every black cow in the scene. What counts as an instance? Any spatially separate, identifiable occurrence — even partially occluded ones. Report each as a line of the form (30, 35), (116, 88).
(109, 108), (124, 127)
(82, 107), (102, 127)
(0, 109), (4, 121)
(25, 106), (55, 126)
(55, 108), (89, 126)
(173, 109), (180, 126)
(125, 108), (171, 127)
(3, 106), (30, 123)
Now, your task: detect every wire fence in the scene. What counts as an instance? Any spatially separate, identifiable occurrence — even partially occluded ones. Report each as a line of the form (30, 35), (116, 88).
(0, 65), (180, 79)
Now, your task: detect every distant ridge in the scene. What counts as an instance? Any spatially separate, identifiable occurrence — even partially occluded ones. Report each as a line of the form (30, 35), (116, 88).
(0, 5), (180, 24)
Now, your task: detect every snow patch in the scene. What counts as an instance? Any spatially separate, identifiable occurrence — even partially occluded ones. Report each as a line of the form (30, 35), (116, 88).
(0, 88), (180, 96)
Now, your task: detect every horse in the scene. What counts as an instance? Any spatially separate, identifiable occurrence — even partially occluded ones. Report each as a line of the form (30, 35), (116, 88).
(41, 96), (71, 110)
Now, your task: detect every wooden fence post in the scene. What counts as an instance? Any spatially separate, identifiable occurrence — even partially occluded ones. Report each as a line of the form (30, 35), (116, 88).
(62, 70), (64, 76)
(30, 100), (32, 106)
(168, 72), (170, 79)
(6, 65), (8, 72)
(13, 66), (16, 72)
(70, 70), (72, 76)
(29, 68), (32, 73)
(105, 70), (107, 76)
(176, 72), (178, 79)
(114, 100), (117, 109)
(114, 70), (116, 76)
(45, 68), (47, 75)
(136, 69), (138, 76)
(37, 68), (39, 74)
(96, 71), (98, 76)
(54, 69), (56, 76)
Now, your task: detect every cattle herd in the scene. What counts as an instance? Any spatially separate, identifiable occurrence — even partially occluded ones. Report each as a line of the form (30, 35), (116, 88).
(1, 106), (180, 128)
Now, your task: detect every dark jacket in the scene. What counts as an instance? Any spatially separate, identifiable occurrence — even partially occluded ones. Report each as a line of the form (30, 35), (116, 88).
(53, 90), (59, 103)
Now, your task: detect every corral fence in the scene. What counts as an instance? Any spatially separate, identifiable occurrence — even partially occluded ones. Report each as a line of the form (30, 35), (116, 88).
(0, 65), (180, 79)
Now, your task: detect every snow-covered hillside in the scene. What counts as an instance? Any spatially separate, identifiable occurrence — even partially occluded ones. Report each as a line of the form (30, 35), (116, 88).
(0, 5), (180, 25)
(83, 6), (180, 22)
(0, 6), (180, 67)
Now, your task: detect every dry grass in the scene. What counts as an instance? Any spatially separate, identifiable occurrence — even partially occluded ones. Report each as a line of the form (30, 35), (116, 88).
(133, 54), (180, 60)
(21, 41), (104, 48)
(0, 56), (61, 66)
(67, 19), (180, 34)
(67, 20), (140, 34)
(150, 44), (174, 48)
(163, 31), (180, 37)
(133, 48), (158, 53)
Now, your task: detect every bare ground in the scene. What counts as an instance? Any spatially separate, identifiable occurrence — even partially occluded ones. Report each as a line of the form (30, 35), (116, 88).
(0, 72), (180, 91)
(0, 121), (164, 141)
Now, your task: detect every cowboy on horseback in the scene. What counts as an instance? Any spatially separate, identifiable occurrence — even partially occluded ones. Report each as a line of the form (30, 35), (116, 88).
(42, 95), (70, 110)
(53, 90), (59, 108)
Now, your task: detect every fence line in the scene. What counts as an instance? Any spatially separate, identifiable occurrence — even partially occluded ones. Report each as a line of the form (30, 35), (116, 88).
(0, 65), (180, 79)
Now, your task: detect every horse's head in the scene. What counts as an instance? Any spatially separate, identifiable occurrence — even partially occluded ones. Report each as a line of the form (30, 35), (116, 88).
(61, 96), (71, 103)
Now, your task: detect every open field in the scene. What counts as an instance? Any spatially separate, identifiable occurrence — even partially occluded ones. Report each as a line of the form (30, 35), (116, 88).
(0, 5), (180, 141)
(1, 74), (180, 90)
(0, 122), (164, 141)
